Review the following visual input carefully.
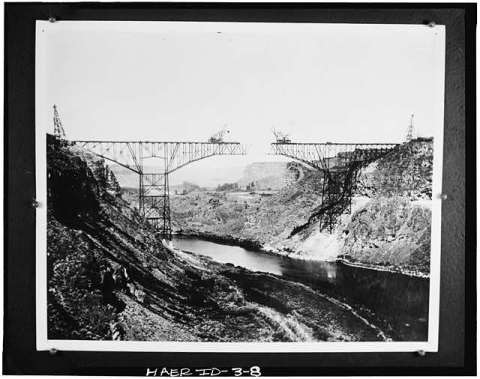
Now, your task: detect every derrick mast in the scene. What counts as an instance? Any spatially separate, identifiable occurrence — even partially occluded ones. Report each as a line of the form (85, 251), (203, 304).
(53, 104), (66, 139)
(272, 128), (291, 143)
(405, 113), (415, 143)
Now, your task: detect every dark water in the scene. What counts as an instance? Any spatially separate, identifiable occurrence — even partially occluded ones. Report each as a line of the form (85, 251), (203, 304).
(173, 236), (429, 341)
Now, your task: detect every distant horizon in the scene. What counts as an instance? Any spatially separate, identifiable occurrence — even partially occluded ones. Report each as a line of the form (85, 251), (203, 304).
(111, 159), (290, 187)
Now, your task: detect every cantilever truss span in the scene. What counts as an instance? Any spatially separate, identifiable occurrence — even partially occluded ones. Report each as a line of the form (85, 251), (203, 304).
(272, 142), (399, 232)
(74, 140), (246, 239)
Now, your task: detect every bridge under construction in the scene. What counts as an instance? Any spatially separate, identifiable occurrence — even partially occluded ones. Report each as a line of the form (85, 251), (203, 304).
(73, 140), (246, 239)
(75, 140), (398, 238)
(271, 142), (398, 232)
(53, 105), (246, 239)
(54, 105), (398, 238)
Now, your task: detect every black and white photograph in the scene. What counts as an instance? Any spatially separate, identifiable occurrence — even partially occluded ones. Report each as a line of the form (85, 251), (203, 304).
(35, 21), (445, 352)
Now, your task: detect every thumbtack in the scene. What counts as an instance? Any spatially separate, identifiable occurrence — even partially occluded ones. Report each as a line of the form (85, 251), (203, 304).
(416, 350), (426, 357)
(427, 21), (436, 28)
(32, 200), (41, 208)
(48, 16), (56, 23)
(49, 348), (58, 355)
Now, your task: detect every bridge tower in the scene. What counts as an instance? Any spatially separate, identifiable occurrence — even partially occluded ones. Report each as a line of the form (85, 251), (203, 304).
(73, 140), (246, 240)
(272, 141), (398, 233)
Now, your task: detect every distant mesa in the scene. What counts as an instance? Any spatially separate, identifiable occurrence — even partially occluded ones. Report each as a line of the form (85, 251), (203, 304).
(172, 181), (204, 195)
(237, 162), (297, 191)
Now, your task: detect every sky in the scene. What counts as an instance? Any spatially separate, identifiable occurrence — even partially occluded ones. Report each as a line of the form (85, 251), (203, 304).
(41, 21), (445, 186)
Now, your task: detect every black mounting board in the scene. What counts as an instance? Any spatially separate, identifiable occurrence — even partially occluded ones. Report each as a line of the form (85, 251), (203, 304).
(4, 2), (476, 376)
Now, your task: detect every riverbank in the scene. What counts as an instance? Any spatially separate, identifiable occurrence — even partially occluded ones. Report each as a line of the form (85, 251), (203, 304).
(175, 230), (265, 251)
(175, 230), (430, 279)
(171, 236), (429, 342)
(336, 257), (430, 279)
(159, 240), (389, 342)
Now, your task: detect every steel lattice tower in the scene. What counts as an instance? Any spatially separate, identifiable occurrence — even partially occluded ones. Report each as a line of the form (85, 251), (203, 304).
(73, 140), (246, 240)
(272, 142), (398, 233)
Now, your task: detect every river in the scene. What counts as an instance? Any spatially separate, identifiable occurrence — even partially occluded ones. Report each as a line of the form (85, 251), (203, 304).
(173, 235), (429, 342)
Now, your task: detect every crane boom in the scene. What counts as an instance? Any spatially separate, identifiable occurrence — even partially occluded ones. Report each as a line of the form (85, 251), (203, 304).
(208, 128), (230, 143)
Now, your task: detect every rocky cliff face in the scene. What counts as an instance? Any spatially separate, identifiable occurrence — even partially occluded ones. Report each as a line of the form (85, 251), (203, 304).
(335, 139), (433, 276)
(356, 138), (433, 200)
(46, 135), (384, 341)
(48, 135), (183, 340)
(338, 197), (431, 276)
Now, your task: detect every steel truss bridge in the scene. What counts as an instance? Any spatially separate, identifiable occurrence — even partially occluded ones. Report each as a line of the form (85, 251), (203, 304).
(272, 142), (399, 232)
(74, 140), (246, 239)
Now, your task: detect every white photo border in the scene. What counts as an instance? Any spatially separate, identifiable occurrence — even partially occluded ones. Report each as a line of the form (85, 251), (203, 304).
(35, 20), (445, 353)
